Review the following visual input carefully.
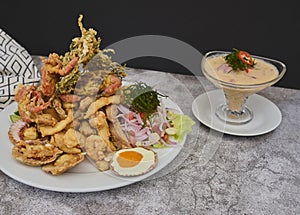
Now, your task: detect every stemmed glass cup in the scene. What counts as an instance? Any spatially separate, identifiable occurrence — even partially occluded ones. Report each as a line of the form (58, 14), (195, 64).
(201, 51), (286, 124)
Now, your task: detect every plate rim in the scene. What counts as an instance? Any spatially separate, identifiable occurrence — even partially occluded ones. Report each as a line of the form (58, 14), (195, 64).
(192, 89), (282, 136)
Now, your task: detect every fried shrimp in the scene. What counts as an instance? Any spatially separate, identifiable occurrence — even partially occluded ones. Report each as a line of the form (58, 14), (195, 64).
(41, 53), (78, 97)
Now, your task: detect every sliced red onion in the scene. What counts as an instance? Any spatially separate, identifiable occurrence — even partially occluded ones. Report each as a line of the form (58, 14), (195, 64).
(135, 113), (144, 125)
(116, 102), (182, 147)
(217, 64), (232, 73)
(135, 134), (149, 141)
(117, 104), (130, 114)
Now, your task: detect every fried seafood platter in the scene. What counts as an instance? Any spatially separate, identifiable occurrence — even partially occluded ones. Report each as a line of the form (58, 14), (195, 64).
(7, 15), (194, 178)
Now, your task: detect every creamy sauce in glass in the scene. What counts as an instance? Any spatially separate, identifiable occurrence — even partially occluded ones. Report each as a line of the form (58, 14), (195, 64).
(205, 55), (279, 85)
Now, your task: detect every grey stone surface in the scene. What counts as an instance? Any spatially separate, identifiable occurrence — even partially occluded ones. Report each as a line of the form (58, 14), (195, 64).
(0, 59), (299, 215)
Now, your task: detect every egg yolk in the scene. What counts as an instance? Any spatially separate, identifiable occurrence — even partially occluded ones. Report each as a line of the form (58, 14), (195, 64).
(117, 151), (143, 168)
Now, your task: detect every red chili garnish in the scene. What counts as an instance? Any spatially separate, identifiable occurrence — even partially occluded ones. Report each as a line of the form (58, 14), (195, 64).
(238, 51), (254, 66)
(139, 112), (146, 119)
(225, 48), (256, 73)
(162, 134), (168, 142)
(238, 51), (254, 73)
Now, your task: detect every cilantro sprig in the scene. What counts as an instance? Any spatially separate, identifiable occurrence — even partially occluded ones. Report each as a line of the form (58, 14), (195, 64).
(224, 48), (255, 73)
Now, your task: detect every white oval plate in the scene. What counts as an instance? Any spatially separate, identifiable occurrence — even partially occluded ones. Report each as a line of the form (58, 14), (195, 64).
(192, 89), (282, 136)
(0, 98), (185, 192)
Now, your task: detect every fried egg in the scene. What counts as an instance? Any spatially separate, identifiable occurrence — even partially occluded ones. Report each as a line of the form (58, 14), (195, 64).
(110, 147), (157, 176)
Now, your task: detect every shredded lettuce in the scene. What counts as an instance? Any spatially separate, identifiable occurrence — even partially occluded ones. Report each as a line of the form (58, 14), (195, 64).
(152, 142), (164, 148)
(170, 113), (195, 143)
(10, 111), (21, 123)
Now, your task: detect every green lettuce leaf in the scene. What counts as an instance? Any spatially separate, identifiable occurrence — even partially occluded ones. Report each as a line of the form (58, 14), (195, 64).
(170, 113), (195, 143)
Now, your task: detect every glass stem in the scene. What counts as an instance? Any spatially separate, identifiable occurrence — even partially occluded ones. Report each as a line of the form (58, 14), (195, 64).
(223, 89), (248, 114)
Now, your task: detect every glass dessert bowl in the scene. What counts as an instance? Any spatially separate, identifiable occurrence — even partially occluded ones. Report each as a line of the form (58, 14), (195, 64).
(201, 50), (286, 124)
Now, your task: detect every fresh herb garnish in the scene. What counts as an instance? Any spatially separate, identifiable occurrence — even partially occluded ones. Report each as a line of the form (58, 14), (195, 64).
(122, 82), (166, 120)
(224, 48), (255, 73)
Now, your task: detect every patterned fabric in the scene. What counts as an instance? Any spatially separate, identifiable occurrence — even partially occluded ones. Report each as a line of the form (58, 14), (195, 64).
(0, 28), (40, 110)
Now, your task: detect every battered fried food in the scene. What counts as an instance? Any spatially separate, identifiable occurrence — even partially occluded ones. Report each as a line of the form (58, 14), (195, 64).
(105, 104), (118, 122)
(109, 120), (131, 149)
(12, 140), (63, 166)
(39, 110), (73, 137)
(8, 14), (128, 176)
(35, 113), (58, 126)
(23, 127), (38, 140)
(84, 95), (121, 119)
(52, 98), (67, 119)
(79, 120), (97, 136)
(79, 96), (94, 111)
(85, 135), (108, 161)
(51, 131), (82, 154)
(89, 111), (116, 151)
(42, 153), (85, 176)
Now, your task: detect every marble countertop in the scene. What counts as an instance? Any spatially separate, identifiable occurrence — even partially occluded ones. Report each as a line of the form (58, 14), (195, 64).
(1, 59), (300, 214)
